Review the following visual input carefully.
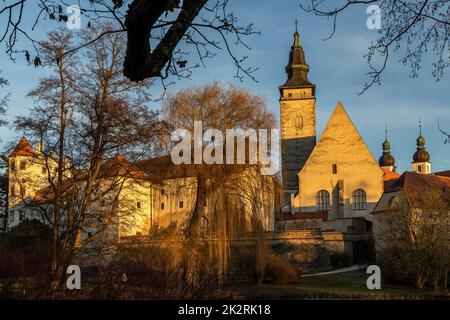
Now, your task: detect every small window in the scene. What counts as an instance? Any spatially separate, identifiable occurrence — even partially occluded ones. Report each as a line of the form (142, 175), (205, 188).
(288, 93), (293, 98)
(19, 211), (25, 221)
(9, 212), (15, 222)
(179, 201), (184, 209)
(42, 166), (47, 174)
(316, 190), (330, 211)
(161, 189), (165, 196)
(10, 161), (15, 171)
(160, 203), (165, 210)
(332, 164), (338, 174)
(352, 189), (367, 210)
(20, 161), (26, 170)
(418, 165), (422, 173)
(137, 201), (141, 209)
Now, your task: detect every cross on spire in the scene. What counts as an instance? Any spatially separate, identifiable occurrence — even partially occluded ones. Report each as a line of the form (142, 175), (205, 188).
(385, 122), (388, 141)
(419, 118), (422, 136)
(295, 19), (298, 33)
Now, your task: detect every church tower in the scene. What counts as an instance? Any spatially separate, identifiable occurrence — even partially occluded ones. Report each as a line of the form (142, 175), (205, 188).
(279, 22), (316, 200)
(379, 124), (396, 172)
(412, 120), (431, 174)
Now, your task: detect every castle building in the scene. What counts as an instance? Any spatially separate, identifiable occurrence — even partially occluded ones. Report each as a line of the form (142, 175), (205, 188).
(6, 139), (275, 239)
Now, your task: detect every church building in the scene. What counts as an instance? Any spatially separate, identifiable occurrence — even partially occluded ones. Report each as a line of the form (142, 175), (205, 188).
(277, 25), (439, 233)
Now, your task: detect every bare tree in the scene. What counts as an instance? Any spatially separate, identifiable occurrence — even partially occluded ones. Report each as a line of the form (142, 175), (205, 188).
(438, 119), (449, 145)
(0, 1), (259, 83)
(13, 26), (162, 289)
(301, 0), (450, 94)
(0, 72), (8, 128)
(376, 190), (449, 289)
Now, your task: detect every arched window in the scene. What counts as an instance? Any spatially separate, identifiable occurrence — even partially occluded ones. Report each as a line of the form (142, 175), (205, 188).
(352, 189), (367, 210)
(316, 190), (330, 211)
(388, 196), (400, 209)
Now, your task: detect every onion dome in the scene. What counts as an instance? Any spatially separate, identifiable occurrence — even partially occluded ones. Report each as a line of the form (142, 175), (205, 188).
(413, 120), (430, 163)
(379, 125), (396, 167)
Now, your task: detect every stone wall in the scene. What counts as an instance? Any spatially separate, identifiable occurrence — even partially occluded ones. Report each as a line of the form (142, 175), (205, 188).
(119, 230), (373, 273)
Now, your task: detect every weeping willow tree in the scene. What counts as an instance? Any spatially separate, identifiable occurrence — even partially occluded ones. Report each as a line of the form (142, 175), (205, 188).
(160, 82), (278, 285)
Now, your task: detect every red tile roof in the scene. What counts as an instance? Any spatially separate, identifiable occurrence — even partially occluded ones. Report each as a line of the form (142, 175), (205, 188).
(435, 170), (450, 178)
(382, 168), (400, 190)
(386, 171), (450, 208)
(9, 137), (35, 157)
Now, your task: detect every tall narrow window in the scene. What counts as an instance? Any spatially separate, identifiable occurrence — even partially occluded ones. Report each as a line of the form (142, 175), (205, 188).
(160, 203), (165, 210)
(137, 201), (141, 209)
(10, 160), (15, 171)
(352, 189), (367, 210)
(179, 201), (184, 209)
(19, 211), (25, 221)
(316, 190), (331, 211)
(332, 164), (338, 174)
(9, 212), (15, 223)
(10, 184), (16, 197)
(20, 161), (26, 170)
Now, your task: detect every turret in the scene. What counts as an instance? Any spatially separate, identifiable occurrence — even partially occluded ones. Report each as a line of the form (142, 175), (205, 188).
(379, 124), (396, 172)
(412, 120), (431, 174)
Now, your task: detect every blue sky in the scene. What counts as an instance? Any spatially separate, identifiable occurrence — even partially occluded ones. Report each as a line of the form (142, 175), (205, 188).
(0, 0), (449, 172)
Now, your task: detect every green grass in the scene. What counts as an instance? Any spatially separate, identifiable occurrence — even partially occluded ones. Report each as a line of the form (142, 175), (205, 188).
(218, 270), (450, 300)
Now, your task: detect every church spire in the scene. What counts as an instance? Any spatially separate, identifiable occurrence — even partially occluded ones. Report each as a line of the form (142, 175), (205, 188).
(280, 20), (315, 92)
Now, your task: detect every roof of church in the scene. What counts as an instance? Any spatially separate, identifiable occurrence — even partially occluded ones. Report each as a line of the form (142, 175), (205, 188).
(9, 137), (35, 157)
(300, 102), (382, 176)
